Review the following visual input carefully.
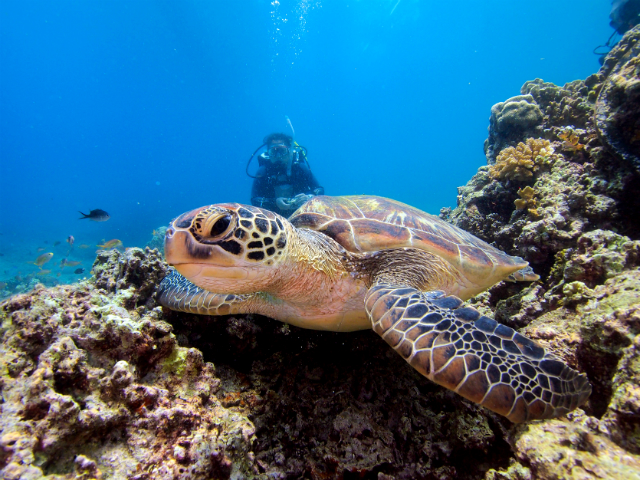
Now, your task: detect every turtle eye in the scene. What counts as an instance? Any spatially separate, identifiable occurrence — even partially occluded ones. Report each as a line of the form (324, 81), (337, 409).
(210, 215), (231, 237)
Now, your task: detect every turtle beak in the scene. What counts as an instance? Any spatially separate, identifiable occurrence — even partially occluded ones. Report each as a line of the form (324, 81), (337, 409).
(165, 206), (218, 266)
(165, 227), (212, 265)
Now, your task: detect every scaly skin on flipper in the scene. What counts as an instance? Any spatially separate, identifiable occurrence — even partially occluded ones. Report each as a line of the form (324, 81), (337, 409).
(158, 269), (259, 316)
(365, 285), (591, 423)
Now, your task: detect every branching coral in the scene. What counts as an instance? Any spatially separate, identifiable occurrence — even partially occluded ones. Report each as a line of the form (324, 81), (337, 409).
(489, 138), (555, 181)
(514, 185), (540, 217)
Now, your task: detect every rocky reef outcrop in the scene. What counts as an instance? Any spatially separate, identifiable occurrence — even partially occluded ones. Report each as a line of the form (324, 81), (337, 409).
(0, 249), (256, 480)
(447, 25), (640, 480)
(3, 27), (640, 480)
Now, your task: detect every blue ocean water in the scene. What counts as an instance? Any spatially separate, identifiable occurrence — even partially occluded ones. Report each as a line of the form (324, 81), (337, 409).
(0, 1), (611, 291)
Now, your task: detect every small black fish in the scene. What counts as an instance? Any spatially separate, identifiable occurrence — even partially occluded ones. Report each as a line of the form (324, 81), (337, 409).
(79, 209), (110, 222)
(74, 268), (85, 274)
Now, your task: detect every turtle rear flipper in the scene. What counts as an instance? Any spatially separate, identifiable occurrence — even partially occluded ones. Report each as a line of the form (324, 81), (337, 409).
(364, 285), (591, 423)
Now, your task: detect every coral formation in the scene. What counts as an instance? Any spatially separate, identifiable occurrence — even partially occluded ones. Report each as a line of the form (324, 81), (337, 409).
(521, 78), (595, 131)
(487, 412), (640, 479)
(513, 186), (538, 216)
(0, 253), (257, 479)
(485, 95), (544, 164)
(1, 250), (519, 479)
(488, 138), (555, 181)
(448, 25), (640, 480)
(594, 26), (640, 172)
(92, 246), (166, 310)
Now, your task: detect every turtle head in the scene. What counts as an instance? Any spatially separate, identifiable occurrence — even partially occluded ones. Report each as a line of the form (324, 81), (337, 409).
(165, 203), (290, 293)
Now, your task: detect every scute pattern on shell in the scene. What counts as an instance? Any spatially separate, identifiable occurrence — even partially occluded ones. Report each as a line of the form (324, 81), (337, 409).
(291, 195), (529, 286)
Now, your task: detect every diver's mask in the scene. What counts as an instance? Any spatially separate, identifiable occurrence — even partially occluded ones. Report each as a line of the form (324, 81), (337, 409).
(268, 143), (289, 159)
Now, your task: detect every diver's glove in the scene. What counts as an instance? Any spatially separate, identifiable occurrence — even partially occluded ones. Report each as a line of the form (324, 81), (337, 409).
(292, 193), (313, 208)
(276, 197), (294, 211)
(276, 194), (313, 211)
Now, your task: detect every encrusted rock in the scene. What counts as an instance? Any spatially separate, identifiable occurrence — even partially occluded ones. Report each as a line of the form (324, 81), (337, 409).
(595, 24), (640, 172)
(92, 247), (168, 310)
(497, 413), (640, 480)
(484, 94), (544, 164)
(0, 274), (255, 479)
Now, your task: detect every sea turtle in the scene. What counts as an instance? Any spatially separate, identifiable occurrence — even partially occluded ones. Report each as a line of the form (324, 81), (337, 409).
(158, 195), (591, 422)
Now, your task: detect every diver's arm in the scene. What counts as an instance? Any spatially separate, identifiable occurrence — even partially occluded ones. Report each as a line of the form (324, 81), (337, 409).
(295, 163), (324, 195)
(304, 173), (324, 196)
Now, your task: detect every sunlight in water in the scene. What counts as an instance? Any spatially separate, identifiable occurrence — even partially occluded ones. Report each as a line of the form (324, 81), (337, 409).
(270, 0), (321, 67)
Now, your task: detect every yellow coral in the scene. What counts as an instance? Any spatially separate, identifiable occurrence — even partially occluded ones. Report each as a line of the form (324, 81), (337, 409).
(558, 128), (584, 151)
(514, 186), (535, 209)
(489, 138), (554, 181)
(514, 185), (540, 217)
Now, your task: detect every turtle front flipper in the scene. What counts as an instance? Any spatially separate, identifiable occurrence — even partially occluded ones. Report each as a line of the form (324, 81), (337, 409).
(364, 284), (591, 423)
(157, 269), (255, 315)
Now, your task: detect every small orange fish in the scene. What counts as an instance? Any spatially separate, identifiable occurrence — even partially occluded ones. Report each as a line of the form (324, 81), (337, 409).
(97, 239), (123, 249)
(152, 229), (157, 236)
(31, 252), (54, 268)
(63, 260), (81, 267)
(37, 269), (52, 276)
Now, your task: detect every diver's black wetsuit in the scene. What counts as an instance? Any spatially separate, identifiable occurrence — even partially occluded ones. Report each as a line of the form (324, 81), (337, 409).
(250, 158), (324, 217)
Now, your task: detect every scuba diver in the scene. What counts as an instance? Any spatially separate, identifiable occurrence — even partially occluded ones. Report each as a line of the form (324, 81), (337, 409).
(247, 133), (324, 217)
(595, 0), (640, 64)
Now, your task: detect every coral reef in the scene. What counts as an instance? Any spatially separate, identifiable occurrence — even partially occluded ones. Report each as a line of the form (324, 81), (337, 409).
(449, 25), (640, 480)
(1, 249), (520, 479)
(0, 250), (257, 480)
(3, 26), (640, 480)
(92, 247), (166, 310)
(594, 26), (640, 172)
(484, 95), (544, 164)
(4, 240), (639, 479)
(521, 78), (595, 131)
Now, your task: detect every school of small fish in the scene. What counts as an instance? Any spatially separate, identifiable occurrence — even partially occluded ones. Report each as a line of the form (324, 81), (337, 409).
(0, 208), (164, 293)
